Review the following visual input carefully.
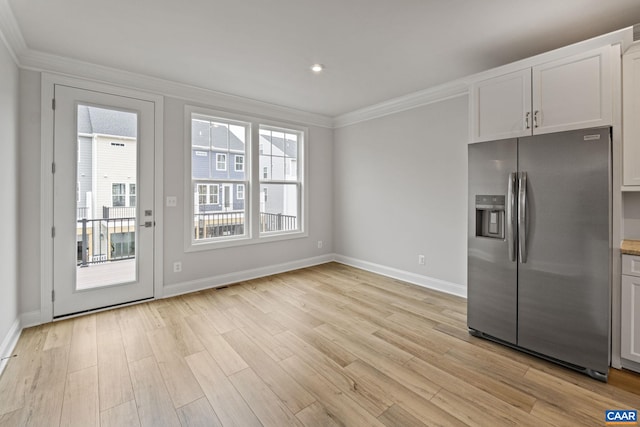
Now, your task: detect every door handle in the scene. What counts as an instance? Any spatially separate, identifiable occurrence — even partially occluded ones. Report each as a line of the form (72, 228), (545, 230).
(507, 172), (517, 262)
(518, 172), (527, 263)
(525, 112), (531, 130)
(139, 221), (153, 228)
(533, 110), (540, 128)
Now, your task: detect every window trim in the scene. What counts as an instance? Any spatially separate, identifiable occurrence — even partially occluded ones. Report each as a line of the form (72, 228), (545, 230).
(237, 183), (245, 200)
(184, 105), (308, 252)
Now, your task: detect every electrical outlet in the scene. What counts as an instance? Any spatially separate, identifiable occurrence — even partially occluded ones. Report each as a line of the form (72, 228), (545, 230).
(418, 255), (425, 265)
(173, 261), (182, 273)
(317, 240), (323, 249)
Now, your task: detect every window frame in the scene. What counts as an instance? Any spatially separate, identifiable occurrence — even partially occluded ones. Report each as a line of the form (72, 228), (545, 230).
(184, 106), (308, 252)
(216, 153), (227, 171)
(235, 155), (244, 172)
(237, 183), (245, 200)
(112, 183), (126, 207)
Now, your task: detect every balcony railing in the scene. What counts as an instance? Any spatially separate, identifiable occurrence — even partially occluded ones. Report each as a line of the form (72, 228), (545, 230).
(192, 211), (297, 240)
(260, 212), (297, 232)
(77, 217), (135, 266)
(76, 206), (135, 220)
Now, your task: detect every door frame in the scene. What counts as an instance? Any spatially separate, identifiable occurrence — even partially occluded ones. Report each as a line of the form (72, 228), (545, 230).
(40, 73), (164, 323)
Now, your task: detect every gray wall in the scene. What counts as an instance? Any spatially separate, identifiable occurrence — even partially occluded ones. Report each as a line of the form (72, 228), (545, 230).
(0, 40), (19, 341)
(17, 74), (334, 313)
(18, 70), (41, 315)
(333, 96), (469, 288)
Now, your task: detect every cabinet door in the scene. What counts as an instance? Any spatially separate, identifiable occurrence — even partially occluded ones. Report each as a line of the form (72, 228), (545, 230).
(622, 275), (640, 364)
(623, 46), (640, 186)
(470, 69), (531, 143)
(532, 46), (612, 135)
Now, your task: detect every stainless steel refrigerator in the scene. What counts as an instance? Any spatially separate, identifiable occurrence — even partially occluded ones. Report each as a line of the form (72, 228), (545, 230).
(467, 127), (611, 381)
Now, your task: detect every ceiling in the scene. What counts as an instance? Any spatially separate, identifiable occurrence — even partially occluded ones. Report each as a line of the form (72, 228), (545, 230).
(7, 0), (640, 117)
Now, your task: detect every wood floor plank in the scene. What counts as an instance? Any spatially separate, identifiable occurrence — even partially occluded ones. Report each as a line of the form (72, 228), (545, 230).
(97, 328), (134, 411)
(176, 397), (222, 427)
(43, 319), (73, 351)
(280, 355), (386, 427)
(229, 367), (304, 427)
(60, 365), (99, 427)
(378, 404), (428, 427)
(276, 330), (393, 417)
(129, 356), (181, 427)
(100, 400), (141, 427)
(185, 350), (261, 427)
(21, 346), (69, 426)
(0, 326), (48, 416)
(222, 328), (315, 413)
(68, 314), (97, 373)
(225, 307), (294, 361)
(147, 327), (205, 408)
(344, 359), (465, 427)
(184, 314), (248, 376)
(118, 306), (155, 363)
(295, 402), (344, 427)
(315, 324), (440, 400)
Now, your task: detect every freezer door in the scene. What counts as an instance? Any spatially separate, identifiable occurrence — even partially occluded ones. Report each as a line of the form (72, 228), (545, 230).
(517, 128), (610, 374)
(468, 139), (518, 344)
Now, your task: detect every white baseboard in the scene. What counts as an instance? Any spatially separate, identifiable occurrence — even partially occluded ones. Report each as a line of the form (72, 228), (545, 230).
(334, 254), (467, 298)
(163, 254), (336, 298)
(0, 318), (21, 377)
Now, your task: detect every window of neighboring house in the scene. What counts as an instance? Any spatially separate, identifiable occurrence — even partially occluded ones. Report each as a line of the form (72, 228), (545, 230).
(112, 183), (126, 207)
(259, 126), (303, 235)
(186, 106), (306, 251)
(235, 155), (244, 172)
(216, 153), (227, 171)
(129, 183), (136, 207)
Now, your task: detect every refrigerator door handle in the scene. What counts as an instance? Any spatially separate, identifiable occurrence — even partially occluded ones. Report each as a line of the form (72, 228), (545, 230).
(518, 172), (528, 263)
(507, 172), (517, 262)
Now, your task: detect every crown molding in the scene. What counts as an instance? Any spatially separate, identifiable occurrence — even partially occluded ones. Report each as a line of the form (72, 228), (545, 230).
(0, 0), (26, 64)
(333, 80), (469, 128)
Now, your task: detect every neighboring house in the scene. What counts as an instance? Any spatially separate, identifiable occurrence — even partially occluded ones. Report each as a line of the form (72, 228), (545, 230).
(77, 105), (137, 264)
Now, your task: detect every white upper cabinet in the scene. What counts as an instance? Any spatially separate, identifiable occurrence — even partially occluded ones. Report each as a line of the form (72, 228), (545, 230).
(470, 46), (614, 143)
(470, 69), (532, 142)
(623, 44), (640, 187)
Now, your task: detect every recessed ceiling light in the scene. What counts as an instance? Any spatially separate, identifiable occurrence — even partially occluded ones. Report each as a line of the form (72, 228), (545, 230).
(311, 64), (324, 73)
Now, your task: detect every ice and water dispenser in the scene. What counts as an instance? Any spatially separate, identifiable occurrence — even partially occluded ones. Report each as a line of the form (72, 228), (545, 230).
(475, 195), (505, 239)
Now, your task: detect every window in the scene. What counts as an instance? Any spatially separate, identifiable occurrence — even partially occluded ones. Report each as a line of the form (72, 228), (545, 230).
(216, 153), (227, 171)
(186, 106), (306, 250)
(190, 112), (248, 243)
(197, 184), (219, 205)
(112, 183), (126, 207)
(259, 126), (302, 234)
(129, 184), (136, 207)
(235, 155), (244, 172)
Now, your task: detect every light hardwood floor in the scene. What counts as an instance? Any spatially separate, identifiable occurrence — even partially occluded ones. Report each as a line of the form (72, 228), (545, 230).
(1, 262), (639, 426)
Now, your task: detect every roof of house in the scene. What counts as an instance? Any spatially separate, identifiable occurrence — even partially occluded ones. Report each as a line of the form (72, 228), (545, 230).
(78, 105), (137, 138)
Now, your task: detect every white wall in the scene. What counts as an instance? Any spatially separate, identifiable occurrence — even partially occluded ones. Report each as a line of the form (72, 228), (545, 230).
(0, 39), (19, 346)
(17, 76), (334, 314)
(333, 95), (469, 291)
